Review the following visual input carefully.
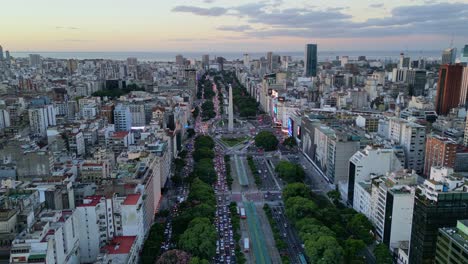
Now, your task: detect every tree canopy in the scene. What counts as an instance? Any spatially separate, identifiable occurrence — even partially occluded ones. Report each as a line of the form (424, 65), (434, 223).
(156, 250), (191, 264)
(283, 183), (311, 201)
(275, 160), (305, 183)
(179, 217), (217, 260)
(374, 244), (393, 264)
(254, 131), (279, 151)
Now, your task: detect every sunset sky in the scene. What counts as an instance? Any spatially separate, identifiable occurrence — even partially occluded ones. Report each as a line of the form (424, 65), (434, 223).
(2, 0), (468, 52)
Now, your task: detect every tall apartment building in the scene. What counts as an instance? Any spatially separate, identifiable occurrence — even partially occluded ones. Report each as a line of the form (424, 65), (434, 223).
(435, 64), (464, 115)
(304, 44), (317, 77)
(435, 220), (468, 263)
(442, 48), (457, 65)
(388, 118), (426, 173)
(10, 210), (79, 264)
(348, 146), (403, 205)
(409, 177), (468, 263)
(423, 135), (457, 176)
(459, 66), (468, 107)
(371, 172), (417, 250)
(128, 104), (145, 127)
(406, 69), (427, 96)
(28, 105), (56, 137)
(114, 104), (132, 132)
(29, 54), (41, 67)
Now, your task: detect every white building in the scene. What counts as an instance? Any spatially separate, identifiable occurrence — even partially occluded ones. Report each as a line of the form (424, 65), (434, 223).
(28, 105), (56, 137)
(0, 109), (11, 130)
(371, 170), (418, 250)
(10, 210), (79, 264)
(128, 104), (145, 127)
(76, 196), (113, 263)
(348, 146), (403, 205)
(114, 104), (132, 132)
(388, 118), (426, 173)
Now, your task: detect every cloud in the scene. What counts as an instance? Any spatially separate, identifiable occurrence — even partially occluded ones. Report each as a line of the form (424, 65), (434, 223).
(216, 25), (252, 32)
(166, 37), (212, 42)
(171, 5), (227, 16)
(238, 2), (468, 39)
(61, 39), (91, 42)
(56, 26), (79, 30)
(203, 0), (215, 3)
(369, 3), (384, 8)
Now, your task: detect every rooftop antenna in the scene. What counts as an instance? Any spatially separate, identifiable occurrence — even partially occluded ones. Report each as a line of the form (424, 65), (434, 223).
(449, 33), (454, 48)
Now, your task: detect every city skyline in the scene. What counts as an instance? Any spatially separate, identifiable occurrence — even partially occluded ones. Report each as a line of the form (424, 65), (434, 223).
(2, 0), (468, 52)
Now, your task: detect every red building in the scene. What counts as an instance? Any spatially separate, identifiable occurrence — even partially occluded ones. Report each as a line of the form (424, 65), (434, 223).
(423, 134), (457, 176)
(435, 64), (464, 115)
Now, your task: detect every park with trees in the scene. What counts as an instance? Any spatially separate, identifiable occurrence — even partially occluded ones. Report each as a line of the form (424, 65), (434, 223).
(254, 130), (279, 151)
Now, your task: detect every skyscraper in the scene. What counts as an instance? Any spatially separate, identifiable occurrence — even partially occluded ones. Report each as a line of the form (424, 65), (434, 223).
(266, 51), (273, 72)
(459, 66), (468, 107)
(175, 54), (184, 65)
(461, 45), (468, 64)
(114, 104), (132, 132)
(304, 44), (317, 77)
(0, 45), (3, 60)
(435, 64), (464, 115)
(228, 84), (233, 132)
(442, 48), (457, 65)
(202, 54), (209, 69)
(29, 54), (41, 67)
(406, 69), (427, 96)
(423, 135), (457, 176)
(409, 179), (468, 264)
(398, 53), (410, 69)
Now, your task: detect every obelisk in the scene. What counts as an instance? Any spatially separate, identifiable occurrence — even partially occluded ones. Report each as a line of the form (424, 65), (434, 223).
(228, 84), (234, 132)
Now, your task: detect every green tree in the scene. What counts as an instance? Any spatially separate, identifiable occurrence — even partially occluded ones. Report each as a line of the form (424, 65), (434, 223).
(374, 244), (393, 264)
(327, 190), (341, 204)
(179, 218), (217, 260)
(347, 213), (374, 244)
(343, 239), (366, 264)
(156, 249), (191, 264)
(194, 135), (215, 149)
(283, 136), (297, 148)
(254, 131), (279, 151)
(187, 178), (216, 206)
(305, 235), (344, 264)
(189, 257), (210, 264)
(285, 196), (318, 222)
(193, 147), (214, 162)
(275, 160), (305, 183)
(193, 159), (217, 185)
(283, 183), (311, 200)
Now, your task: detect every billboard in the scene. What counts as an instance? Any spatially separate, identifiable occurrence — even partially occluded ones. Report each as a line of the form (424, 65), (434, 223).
(288, 118), (294, 137)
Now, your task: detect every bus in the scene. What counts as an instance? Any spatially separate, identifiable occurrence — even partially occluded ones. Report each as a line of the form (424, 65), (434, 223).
(243, 238), (250, 252)
(240, 208), (246, 219)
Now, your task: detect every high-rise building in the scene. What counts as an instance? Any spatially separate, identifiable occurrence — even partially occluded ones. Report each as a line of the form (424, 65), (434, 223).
(409, 178), (468, 264)
(406, 69), (427, 96)
(0, 45), (3, 60)
(175, 54), (184, 65)
(435, 64), (464, 115)
(127, 57), (138, 66)
(389, 118), (426, 173)
(435, 220), (468, 263)
(461, 45), (468, 64)
(243, 53), (250, 68)
(399, 53), (410, 69)
(202, 54), (209, 69)
(348, 146), (403, 205)
(67, 59), (78, 74)
(304, 44), (317, 77)
(459, 66), (468, 107)
(442, 48), (457, 65)
(28, 105), (56, 137)
(267, 51), (273, 72)
(114, 104), (132, 131)
(5, 50), (10, 62)
(29, 54), (41, 67)
(423, 135), (457, 176)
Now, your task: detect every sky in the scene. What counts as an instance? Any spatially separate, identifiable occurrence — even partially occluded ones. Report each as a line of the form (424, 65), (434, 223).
(1, 0), (468, 52)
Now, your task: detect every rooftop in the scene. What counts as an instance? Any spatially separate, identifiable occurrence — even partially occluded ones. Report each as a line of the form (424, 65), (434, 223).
(122, 194), (140, 205)
(102, 236), (136, 255)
